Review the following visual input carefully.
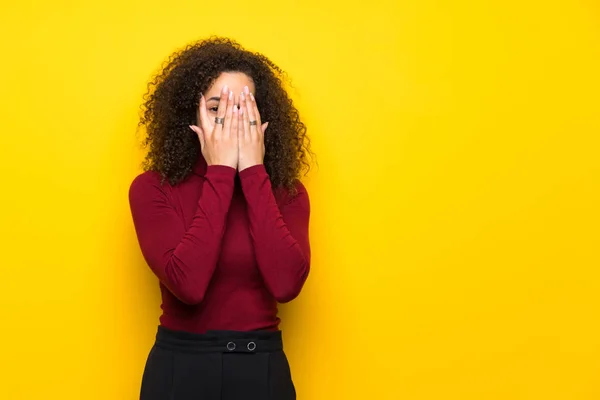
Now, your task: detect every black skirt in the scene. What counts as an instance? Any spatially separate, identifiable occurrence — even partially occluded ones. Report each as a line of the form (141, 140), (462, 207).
(140, 326), (296, 400)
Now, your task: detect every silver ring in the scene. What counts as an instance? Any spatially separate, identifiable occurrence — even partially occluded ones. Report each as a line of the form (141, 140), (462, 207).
(215, 117), (225, 125)
(249, 120), (257, 126)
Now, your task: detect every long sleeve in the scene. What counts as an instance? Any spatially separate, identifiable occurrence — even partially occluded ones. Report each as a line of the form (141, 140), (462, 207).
(239, 164), (311, 303)
(128, 165), (237, 305)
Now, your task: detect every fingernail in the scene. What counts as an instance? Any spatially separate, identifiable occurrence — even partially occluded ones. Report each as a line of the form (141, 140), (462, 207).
(222, 85), (228, 93)
(229, 91), (233, 100)
(250, 93), (255, 101)
(240, 92), (245, 100)
(189, 125), (195, 132)
(244, 86), (249, 94)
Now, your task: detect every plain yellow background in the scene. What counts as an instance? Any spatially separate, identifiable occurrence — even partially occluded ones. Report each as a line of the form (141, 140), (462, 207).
(1, 0), (599, 399)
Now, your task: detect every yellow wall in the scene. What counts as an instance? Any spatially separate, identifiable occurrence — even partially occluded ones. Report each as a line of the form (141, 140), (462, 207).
(1, 1), (599, 399)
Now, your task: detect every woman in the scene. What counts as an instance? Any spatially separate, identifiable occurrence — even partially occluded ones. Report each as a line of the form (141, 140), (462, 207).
(129, 37), (312, 400)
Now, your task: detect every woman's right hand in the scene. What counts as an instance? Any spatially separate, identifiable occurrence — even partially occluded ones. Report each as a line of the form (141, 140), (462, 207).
(189, 85), (239, 169)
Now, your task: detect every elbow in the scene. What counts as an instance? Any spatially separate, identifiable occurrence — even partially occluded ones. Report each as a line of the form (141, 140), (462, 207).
(163, 270), (207, 305)
(272, 261), (310, 303)
(169, 277), (207, 305)
(160, 260), (209, 305)
(274, 289), (301, 304)
(174, 290), (205, 305)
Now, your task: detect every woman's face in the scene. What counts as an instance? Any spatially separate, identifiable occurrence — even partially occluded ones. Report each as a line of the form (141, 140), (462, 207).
(203, 72), (256, 118)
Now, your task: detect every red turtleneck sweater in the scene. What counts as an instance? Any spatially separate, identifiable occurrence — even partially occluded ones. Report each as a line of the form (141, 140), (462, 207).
(128, 156), (310, 333)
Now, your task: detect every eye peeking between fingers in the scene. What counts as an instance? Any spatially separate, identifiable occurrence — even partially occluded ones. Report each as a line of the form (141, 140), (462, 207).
(205, 98), (220, 114)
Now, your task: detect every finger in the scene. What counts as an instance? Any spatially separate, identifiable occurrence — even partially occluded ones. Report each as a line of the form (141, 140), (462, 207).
(261, 121), (269, 134)
(231, 104), (239, 141)
(198, 95), (211, 136)
(222, 90), (234, 138)
(249, 92), (263, 129)
(236, 104), (241, 141)
(243, 87), (259, 138)
(189, 125), (205, 149)
(214, 85), (229, 136)
(240, 91), (251, 141)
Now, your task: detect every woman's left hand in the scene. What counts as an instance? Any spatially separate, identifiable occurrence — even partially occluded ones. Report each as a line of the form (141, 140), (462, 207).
(238, 86), (269, 172)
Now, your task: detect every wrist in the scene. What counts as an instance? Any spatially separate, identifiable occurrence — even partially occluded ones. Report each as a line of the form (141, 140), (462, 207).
(238, 163), (266, 179)
(238, 154), (262, 170)
(207, 160), (238, 169)
(238, 161), (262, 172)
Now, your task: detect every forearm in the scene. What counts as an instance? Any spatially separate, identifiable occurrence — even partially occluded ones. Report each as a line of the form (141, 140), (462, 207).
(239, 165), (311, 302)
(130, 165), (237, 304)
